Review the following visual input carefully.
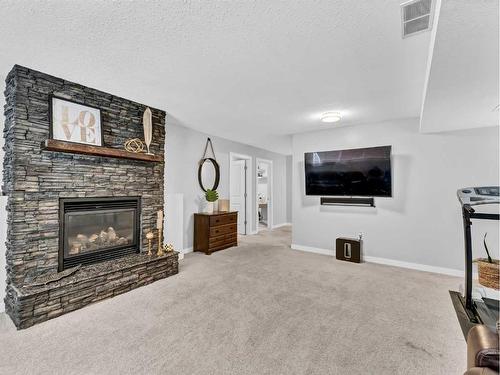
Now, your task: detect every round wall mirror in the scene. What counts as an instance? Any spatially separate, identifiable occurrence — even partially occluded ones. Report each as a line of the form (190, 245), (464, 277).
(198, 158), (220, 192)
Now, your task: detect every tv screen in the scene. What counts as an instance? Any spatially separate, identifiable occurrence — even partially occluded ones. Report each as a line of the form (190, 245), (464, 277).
(304, 146), (392, 197)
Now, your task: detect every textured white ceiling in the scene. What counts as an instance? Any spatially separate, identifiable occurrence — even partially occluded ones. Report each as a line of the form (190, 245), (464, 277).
(0, 0), (432, 154)
(420, 0), (499, 133)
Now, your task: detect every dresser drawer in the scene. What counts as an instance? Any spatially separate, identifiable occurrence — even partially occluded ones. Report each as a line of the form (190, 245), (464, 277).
(210, 213), (237, 227)
(209, 223), (237, 237)
(208, 241), (237, 253)
(209, 233), (237, 246)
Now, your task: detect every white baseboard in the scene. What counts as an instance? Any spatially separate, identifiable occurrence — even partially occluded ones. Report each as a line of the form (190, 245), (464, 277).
(291, 244), (334, 256)
(290, 243), (463, 277)
(177, 247), (193, 260)
(363, 255), (463, 277)
(272, 222), (292, 229)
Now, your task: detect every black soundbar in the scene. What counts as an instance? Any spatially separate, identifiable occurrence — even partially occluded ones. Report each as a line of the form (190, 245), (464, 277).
(320, 197), (375, 207)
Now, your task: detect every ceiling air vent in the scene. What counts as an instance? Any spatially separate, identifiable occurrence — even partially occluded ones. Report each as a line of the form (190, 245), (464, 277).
(401, 0), (434, 38)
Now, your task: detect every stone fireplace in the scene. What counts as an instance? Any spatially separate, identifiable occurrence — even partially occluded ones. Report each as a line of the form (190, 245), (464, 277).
(3, 66), (178, 329)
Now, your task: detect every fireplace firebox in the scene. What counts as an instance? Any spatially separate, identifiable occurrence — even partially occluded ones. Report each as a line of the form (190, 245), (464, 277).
(59, 197), (141, 270)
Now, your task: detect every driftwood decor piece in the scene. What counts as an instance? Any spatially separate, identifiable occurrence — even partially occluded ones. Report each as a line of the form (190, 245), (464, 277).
(143, 107), (153, 155)
(164, 244), (175, 253)
(124, 138), (145, 153)
(42, 139), (163, 162)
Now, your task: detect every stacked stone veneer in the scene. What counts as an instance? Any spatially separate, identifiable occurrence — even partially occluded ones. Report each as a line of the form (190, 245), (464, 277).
(8, 252), (178, 329)
(3, 65), (178, 328)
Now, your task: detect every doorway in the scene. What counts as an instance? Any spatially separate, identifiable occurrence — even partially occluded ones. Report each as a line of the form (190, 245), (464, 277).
(229, 153), (252, 235)
(256, 158), (273, 232)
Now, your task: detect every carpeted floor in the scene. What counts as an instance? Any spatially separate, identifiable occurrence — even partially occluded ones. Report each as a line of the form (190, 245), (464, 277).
(0, 226), (465, 374)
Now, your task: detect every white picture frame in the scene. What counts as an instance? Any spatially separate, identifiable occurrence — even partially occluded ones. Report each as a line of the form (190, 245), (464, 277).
(50, 96), (103, 146)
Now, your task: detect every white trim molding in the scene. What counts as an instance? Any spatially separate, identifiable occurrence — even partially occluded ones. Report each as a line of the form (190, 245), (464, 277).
(363, 255), (463, 277)
(256, 158), (274, 232)
(229, 152), (254, 235)
(177, 247), (193, 260)
(291, 244), (334, 256)
(290, 243), (463, 277)
(272, 222), (291, 229)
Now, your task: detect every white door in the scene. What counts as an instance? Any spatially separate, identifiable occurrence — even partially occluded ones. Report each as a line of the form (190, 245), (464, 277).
(230, 159), (247, 234)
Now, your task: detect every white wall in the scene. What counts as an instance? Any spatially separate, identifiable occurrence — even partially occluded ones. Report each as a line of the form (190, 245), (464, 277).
(286, 155), (292, 223)
(165, 122), (290, 251)
(292, 119), (499, 272)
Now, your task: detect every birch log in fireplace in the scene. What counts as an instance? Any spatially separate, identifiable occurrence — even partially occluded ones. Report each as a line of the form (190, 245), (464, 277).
(2, 65), (178, 329)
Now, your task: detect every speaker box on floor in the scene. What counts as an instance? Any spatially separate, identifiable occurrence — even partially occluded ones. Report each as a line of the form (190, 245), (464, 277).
(336, 237), (361, 263)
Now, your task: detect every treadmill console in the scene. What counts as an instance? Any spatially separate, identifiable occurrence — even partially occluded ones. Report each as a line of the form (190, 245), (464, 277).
(457, 186), (500, 206)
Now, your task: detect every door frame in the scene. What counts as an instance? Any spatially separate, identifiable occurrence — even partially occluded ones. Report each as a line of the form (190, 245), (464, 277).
(229, 152), (253, 235)
(255, 158), (273, 232)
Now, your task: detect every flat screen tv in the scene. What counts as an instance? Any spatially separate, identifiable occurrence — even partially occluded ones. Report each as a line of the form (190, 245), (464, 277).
(304, 145), (392, 197)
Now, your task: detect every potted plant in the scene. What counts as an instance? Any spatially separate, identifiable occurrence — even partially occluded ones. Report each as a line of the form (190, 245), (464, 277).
(475, 233), (499, 290)
(205, 189), (219, 214)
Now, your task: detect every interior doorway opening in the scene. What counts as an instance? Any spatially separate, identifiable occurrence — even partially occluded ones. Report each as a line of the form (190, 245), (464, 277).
(256, 158), (273, 232)
(229, 153), (253, 235)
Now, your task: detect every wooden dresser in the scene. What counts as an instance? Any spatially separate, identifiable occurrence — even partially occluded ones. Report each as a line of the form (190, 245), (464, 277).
(193, 211), (238, 255)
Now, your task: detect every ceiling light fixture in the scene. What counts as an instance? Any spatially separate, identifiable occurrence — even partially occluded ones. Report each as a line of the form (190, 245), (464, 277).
(320, 112), (341, 123)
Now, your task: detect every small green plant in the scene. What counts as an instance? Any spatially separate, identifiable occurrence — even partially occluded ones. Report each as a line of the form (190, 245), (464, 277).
(205, 189), (218, 202)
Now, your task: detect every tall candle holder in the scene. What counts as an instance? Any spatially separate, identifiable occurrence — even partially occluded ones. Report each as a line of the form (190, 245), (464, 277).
(146, 231), (154, 256)
(157, 209), (164, 256)
(157, 228), (164, 256)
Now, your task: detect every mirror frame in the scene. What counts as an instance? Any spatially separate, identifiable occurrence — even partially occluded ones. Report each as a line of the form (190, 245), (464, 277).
(198, 158), (220, 192)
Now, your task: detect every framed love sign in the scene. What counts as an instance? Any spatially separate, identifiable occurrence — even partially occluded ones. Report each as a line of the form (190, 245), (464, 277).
(50, 96), (103, 146)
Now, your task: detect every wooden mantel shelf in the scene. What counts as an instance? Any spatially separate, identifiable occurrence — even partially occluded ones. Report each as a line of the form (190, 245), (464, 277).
(41, 139), (163, 162)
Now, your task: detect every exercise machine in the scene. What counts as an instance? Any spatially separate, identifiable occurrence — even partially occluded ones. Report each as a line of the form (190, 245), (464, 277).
(450, 186), (499, 339)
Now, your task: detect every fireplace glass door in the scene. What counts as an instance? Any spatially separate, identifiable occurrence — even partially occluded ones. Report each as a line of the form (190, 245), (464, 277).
(65, 208), (135, 257)
(59, 197), (140, 270)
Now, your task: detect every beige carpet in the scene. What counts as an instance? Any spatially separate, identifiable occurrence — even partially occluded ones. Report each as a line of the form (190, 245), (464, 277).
(0, 226), (465, 374)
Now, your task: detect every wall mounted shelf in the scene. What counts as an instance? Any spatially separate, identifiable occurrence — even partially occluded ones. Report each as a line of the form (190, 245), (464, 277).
(41, 139), (163, 162)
